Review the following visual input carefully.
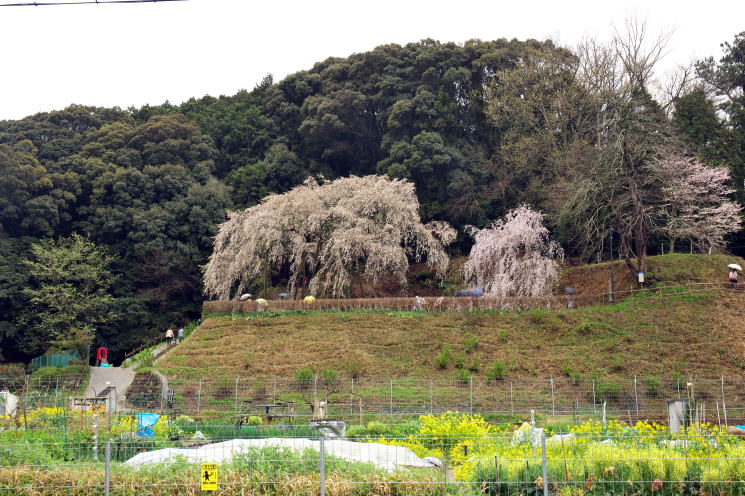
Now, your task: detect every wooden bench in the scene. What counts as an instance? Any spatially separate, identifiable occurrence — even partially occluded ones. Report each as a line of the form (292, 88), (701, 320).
(236, 401), (297, 427)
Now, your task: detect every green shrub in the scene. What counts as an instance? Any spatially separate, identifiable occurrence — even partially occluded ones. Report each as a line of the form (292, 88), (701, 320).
(320, 369), (338, 384)
(498, 330), (509, 343)
(528, 308), (549, 324)
(455, 355), (465, 369)
(435, 344), (451, 369)
(643, 377), (661, 397)
(456, 369), (470, 385)
(486, 361), (506, 381)
(574, 320), (597, 335)
(295, 368), (313, 389)
(672, 371), (686, 386)
(562, 365), (582, 386)
(345, 425), (368, 439)
(365, 421), (389, 436)
(464, 333), (479, 354)
(468, 359), (480, 372)
(244, 415), (263, 426)
(595, 380), (622, 402)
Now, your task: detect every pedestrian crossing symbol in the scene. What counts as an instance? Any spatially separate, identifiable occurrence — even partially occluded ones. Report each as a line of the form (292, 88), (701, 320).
(201, 463), (218, 491)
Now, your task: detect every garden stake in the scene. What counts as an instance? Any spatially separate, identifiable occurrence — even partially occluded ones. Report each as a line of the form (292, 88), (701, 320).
(495, 456), (500, 491)
(541, 432), (548, 496)
(716, 401), (721, 427)
(550, 377), (555, 415)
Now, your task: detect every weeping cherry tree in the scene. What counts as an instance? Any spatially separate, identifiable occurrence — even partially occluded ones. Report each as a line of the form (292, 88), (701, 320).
(203, 175), (456, 299)
(464, 205), (564, 297)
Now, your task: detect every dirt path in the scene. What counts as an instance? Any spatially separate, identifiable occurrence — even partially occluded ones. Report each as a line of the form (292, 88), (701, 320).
(85, 366), (135, 407)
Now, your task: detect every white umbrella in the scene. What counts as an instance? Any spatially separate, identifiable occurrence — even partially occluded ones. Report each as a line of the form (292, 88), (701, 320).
(728, 263), (742, 271)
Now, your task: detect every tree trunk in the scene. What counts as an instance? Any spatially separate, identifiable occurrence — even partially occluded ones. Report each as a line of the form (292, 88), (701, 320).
(634, 216), (648, 274)
(668, 238), (676, 254)
(621, 235), (639, 279)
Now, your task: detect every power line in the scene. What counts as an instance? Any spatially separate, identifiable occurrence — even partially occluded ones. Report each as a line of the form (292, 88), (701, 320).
(0, 0), (187, 6)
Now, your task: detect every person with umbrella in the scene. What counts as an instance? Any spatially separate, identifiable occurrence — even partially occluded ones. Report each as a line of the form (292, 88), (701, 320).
(564, 287), (576, 308)
(728, 263), (742, 290)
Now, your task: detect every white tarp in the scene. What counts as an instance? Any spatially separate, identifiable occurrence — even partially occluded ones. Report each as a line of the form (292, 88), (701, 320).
(0, 391), (18, 416)
(124, 438), (437, 472)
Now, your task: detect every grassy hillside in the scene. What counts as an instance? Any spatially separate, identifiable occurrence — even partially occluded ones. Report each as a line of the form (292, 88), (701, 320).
(559, 253), (744, 295)
(158, 254), (745, 382)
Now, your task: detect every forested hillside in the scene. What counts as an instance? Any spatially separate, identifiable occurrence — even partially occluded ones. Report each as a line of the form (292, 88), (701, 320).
(1, 34), (743, 363)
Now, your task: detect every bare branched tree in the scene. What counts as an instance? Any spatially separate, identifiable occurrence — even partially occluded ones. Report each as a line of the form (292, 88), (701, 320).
(562, 17), (682, 276)
(612, 16), (673, 88)
(657, 63), (697, 116)
(203, 176), (455, 299)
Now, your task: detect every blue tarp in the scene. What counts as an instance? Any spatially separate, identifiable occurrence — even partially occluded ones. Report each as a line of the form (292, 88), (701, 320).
(455, 288), (485, 297)
(137, 413), (160, 438)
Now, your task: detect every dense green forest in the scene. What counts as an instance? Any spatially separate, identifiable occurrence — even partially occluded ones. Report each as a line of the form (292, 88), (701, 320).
(1, 34), (743, 363)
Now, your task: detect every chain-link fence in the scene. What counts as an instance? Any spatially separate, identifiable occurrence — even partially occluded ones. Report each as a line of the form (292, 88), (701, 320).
(5, 374), (745, 425)
(3, 430), (745, 495)
(140, 376), (745, 424)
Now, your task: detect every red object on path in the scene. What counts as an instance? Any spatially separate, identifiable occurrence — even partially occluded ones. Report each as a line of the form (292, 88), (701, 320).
(96, 347), (108, 362)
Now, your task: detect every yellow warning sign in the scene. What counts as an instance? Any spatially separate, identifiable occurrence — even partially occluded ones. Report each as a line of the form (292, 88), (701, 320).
(201, 463), (218, 491)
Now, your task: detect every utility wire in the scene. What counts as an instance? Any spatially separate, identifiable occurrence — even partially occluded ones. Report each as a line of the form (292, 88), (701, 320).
(0, 0), (187, 6)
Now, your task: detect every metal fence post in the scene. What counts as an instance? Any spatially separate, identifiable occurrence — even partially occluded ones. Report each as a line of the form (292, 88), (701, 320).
(469, 377), (473, 414)
(319, 436), (326, 496)
(429, 380), (433, 414)
(104, 440), (111, 496)
(550, 377), (555, 415)
(510, 381), (514, 416)
(389, 379), (393, 414)
(234, 375), (240, 413)
(602, 402), (607, 427)
(721, 375), (728, 426)
(634, 376), (640, 417)
(541, 431), (548, 496)
(530, 409), (536, 458)
(93, 414), (99, 462)
(196, 378), (203, 415)
(592, 379), (597, 413)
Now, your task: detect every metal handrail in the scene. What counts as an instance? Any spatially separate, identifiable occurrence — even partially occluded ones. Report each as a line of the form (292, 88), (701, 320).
(123, 335), (165, 361)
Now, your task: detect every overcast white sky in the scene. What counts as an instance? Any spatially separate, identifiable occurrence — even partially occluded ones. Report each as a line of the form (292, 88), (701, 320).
(0, 0), (743, 120)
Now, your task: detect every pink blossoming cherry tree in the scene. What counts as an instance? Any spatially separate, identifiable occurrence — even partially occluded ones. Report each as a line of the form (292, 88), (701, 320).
(464, 205), (564, 297)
